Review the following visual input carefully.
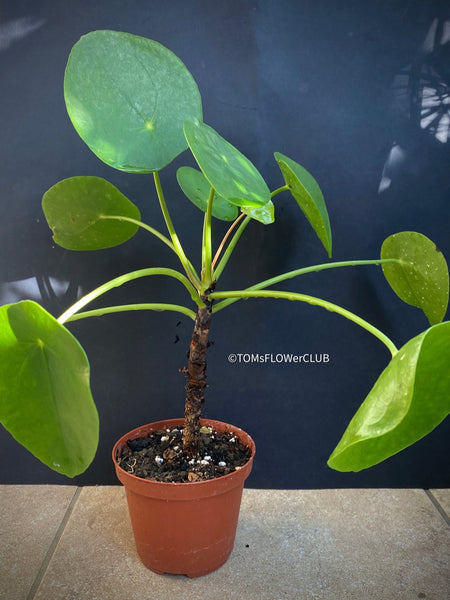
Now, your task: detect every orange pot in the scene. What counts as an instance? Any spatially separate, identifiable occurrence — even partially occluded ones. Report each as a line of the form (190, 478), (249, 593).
(112, 418), (255, 577)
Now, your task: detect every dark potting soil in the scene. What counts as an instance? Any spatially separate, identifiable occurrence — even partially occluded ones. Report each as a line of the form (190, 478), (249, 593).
(116, 425), (252, 483)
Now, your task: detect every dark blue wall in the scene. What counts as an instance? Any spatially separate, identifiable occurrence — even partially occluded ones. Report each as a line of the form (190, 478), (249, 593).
(1, 0), (449, 487)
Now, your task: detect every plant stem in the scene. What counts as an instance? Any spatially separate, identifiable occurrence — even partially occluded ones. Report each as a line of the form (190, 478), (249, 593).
(182, 297), (213, 457)
(201, 186), (215, 290)
(57, 267), (204, 324)
(213, 215), (252, 281)
(153, 171), (201, 287)
(212, 258), (399, 313)
(212, 213), (246, 269)
(64, 303), (196, 322)
(211, 184), (293, 281)
(271, 184), (289, 197)
(209, 289), (398, 357)
(99, 215), (175, 252)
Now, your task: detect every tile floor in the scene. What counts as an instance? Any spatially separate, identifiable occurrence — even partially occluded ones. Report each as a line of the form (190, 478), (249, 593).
(1, 486), (449, 600)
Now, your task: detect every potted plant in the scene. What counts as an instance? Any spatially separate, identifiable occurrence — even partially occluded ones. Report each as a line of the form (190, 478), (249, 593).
(0, 30), (449, 577)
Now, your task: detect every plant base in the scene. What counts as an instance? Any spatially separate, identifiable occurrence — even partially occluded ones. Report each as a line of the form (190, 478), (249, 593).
(112, 418), (255, 577)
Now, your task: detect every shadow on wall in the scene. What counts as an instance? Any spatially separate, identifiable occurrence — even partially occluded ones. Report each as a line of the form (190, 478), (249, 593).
(379, 12), (450, 193)
(0, 274), (74, 308)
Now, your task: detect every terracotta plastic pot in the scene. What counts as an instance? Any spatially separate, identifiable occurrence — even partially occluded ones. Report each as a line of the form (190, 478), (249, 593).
(112, 418), (255, 577)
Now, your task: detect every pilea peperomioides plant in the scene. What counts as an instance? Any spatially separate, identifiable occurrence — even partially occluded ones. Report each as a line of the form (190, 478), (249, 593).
(0, 30), (449, 478)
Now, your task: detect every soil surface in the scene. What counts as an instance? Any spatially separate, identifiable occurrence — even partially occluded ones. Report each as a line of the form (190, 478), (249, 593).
(116, 425), (252, 483)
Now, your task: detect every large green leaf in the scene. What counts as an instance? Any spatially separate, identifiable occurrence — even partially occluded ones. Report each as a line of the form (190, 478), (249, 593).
(64, 30), (202, 172)
(381, 232), (449, 325)
(0, 301), (99, 477)
(274, 152), (332, 257)
(176, 166), (238, 221)
(328, 322), (450, 472)
(183, 119), (271, 209)
(42, 176), (141, 250)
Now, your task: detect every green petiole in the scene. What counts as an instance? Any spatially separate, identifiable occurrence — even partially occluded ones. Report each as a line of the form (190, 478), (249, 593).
(58, 267), (204, 324)
(201, 186), (215, 291)
(99, 215), (175, 252)
(210, 288), (399, 357)
(64, 303), (196, 323)
(153, 171), (201, 287)
(212, 185), (293, 282)
(213, 258), (400, 312)
(271, 184), (289, 197)
(213, 215), (252, 281)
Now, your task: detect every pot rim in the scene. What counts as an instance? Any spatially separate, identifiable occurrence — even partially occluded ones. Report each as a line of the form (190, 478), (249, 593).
(112, 417), (255, 496)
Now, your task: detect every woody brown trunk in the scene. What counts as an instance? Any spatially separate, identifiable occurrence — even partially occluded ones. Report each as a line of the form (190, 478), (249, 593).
(182, 296), (213, 457)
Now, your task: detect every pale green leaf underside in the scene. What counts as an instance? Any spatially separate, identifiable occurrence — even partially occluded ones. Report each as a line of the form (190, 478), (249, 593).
(242, 200), (275, 225)
(0, 301), (99, 477)
(176, 166), (238, 221)
(381, 231), (449, 325)
(64, 30), (202, 172)
(274, 152), (332, 257)
(183, 118), (271, 209)
(328, 322), (450, 471)
(42, 176), (141, 250)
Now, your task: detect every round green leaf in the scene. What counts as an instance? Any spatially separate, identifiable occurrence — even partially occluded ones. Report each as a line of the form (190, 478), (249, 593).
(0, 301), (99, 477)
(42, 176), (141, 250)
(183, 119), (271, 208)
(176, 166), (238, 221)
(64, 30), (202, 172)
(274, 152), (332, 257)
(381, 232), (449, 325)
(328, 322), (450, 472)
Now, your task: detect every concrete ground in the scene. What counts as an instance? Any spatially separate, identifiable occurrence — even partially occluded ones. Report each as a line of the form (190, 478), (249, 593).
(1, 486), (449, 600)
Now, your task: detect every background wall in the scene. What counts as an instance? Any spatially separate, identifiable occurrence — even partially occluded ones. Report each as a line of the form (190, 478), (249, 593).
(0, 0), (449, 487)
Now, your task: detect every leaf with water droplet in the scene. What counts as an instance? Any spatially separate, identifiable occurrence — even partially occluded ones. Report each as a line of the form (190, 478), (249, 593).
(328, 322), (450, 471)
(0, 301), (99, 477)
(241, 200), (275, 224)
(381, 232), (449, 325)
(274, 152), (332, 256)
(183, 119), (271, 209)
(64, 31), (202, 172)
(42, 176), (141, 250)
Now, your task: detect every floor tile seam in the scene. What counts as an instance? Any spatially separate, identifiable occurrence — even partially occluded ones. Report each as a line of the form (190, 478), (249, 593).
(424, 489), (450, 526)
(26, 486), (82, 600)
